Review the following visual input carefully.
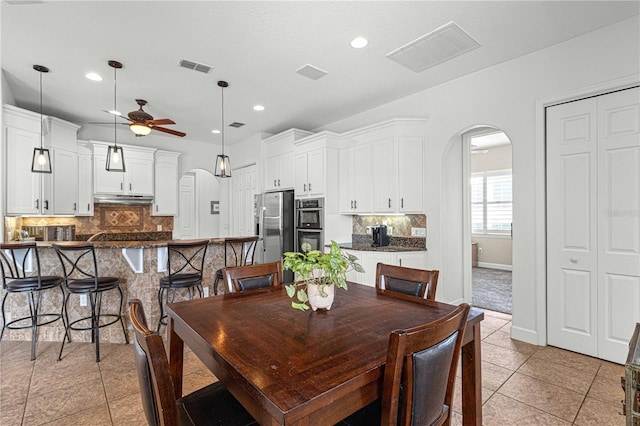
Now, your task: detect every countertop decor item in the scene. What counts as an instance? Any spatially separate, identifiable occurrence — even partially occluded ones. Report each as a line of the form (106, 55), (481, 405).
(283, 241), (363, 311)
(31, 65), (52, 174)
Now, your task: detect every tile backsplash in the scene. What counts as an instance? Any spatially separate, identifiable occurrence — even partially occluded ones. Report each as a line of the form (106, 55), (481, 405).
(4, 204), (173, 240)
(352, 214), (426, 237)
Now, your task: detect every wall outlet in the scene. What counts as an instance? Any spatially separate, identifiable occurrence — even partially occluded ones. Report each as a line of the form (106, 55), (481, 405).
(157, 224), (162, 231)
(387, 226), (393, 236)
(79, 294), (88, 306)
(203, 287), (209, 297)
(366, 226), (372, 235)
(411, 227), (426, 237)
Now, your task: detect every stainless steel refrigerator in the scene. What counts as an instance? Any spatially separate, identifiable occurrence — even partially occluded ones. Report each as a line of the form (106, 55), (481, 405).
(255, 190), (295, 282)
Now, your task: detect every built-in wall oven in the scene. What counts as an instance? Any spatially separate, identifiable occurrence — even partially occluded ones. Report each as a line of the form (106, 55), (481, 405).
(295, 198), (324, 252)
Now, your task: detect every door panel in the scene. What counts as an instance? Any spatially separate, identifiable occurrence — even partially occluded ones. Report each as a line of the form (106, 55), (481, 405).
(547, 97), (598, 356)
(179, 174), (195, 239)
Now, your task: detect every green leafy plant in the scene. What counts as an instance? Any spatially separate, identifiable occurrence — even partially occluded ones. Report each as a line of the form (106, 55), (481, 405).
(283, 241), (364, 311)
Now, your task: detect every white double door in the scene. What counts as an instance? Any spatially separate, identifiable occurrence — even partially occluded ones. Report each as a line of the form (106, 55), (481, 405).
(547, 87), (640, 363)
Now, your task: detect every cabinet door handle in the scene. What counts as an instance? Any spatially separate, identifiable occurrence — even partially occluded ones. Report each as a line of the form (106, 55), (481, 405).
(401, 198), (404, 209)
(399, 258), (402, 267)
(87, 203), (90, 211)
(35, 199), (39, 209)
(274, 179), (277, 187)
(278, 179), (280, 186)
(308, 183), (311, 191)
(155, 204), (158, 212)
(350, 200), (353, 209)
(44, 200), (49, 210)
(304, 184), (306, 192)
(388, 198), (391, 208)
(73, 202), (77, 211)
(129, 183), (132, 191)
(354, 200), (357, 209)
(120, 182), (123, 191)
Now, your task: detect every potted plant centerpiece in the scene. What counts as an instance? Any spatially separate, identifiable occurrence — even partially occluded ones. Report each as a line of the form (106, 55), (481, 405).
(283, 241), (363, 311)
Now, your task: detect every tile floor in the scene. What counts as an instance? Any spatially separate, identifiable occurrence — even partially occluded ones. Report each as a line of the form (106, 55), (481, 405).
(0, 309), (627, 425)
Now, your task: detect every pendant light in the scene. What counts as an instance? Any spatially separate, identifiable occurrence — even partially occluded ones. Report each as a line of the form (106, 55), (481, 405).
(106, 60), (125, 172)
(31, 65), (52, 174)
(214, 80), (232, 178)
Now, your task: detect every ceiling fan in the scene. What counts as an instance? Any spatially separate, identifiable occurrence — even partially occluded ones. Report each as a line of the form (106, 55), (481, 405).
(124, 99), (186, 137)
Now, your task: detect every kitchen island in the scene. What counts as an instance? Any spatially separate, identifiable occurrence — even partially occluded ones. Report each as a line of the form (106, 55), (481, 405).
(1, 238), (242, 344)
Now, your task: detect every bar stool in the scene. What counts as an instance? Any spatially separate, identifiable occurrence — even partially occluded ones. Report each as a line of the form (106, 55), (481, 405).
(0, 242), (67, 360)
(157, 240), (209, 331)
(52, 243), (129, 362)
(213, 236), (259, 295)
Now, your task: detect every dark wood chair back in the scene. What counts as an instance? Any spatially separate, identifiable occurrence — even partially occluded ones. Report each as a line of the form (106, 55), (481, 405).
(375, 262), (439, 300)
(223, 261), (283, 294)
(129, 298), (179, 426)
(380, 303), (470, 426)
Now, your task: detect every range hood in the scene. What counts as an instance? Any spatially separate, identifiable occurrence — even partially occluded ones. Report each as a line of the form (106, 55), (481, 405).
(94, 194), (154, 205)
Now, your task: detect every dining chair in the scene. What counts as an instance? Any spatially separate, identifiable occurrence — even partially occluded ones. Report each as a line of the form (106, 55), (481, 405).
(157, 240), (209, 332)
(129, 299), (257, 426)
(0, 242), (68, 360)
(213, 236), (259, 295)
(341, 303), (471, 426)
(222, 261), (283, 294)
(375, 262), (439, 300)
(52, 243), (129, 362)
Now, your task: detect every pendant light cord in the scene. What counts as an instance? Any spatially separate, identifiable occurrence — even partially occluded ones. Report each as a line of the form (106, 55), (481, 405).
(39, 70), (43, 149)
(113, 64), (117, 147)
(220, 83), (225, 156)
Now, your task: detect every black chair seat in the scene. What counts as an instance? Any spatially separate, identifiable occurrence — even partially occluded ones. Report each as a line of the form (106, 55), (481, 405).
(160, 273), (201, 288)
(5, 275), (62, 292)
(178, 381), (257, 426)
(66, 276), (119, 293)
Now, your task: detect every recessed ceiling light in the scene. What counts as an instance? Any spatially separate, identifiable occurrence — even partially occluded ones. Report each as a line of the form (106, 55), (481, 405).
(253, 105), (265, 111)
(211, 129), (221, 134)
(350, 37), (368, 49)
(108, 110), (121, 116)
(85, 72), (103, 81)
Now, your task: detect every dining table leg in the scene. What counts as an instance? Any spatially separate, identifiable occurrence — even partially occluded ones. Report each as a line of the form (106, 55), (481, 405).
(461, 321), (482, 426)
(167, 316), (184, 397)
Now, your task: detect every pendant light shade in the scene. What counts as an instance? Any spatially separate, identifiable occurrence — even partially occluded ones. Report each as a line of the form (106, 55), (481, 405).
(106, 60), (126, 172)
(214, 80), (232, 178)
(31, 65), (52, 174)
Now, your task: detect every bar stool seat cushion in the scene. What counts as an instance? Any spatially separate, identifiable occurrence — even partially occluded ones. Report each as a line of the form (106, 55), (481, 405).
(5, 276), (62, 292)
(66, 277), (119, 293)
(159, 273), (201, 288)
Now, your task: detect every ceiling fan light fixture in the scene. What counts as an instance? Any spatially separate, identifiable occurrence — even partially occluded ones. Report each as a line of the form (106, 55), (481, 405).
(31, 64), (52, 174)
(214, 80), (232, 178)
(130, 122), (152, 136)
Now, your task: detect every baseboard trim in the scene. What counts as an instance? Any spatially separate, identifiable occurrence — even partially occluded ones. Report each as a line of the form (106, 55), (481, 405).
(477, 262), (512, 271)
(511, 325), (543, 346)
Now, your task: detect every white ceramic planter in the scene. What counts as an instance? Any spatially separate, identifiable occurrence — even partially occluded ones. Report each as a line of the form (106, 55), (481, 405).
(306, 283), (335, 311)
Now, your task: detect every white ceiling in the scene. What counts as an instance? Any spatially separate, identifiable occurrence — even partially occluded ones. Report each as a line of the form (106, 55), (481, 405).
(2, 1), (638, 146)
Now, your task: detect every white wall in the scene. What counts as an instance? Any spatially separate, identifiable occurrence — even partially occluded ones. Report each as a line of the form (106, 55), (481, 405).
(317, 17), (640, 345)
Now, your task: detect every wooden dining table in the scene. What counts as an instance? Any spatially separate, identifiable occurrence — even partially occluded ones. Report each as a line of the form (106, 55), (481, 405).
(166, 283), (484, 426)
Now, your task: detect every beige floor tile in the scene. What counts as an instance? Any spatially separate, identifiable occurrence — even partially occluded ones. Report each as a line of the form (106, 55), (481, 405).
(517, 356), (596, 394)
(483, 310), (513, 321)
(450, 410), (462, 426)
(481, 341), (532, 370)
(598, 360), (625, 379)
(182, 370), (219, 396)
(40, 403), (112, 426)
(29, 357), (102, 396)
(481, 316), (511, 331)
(96, 343), (135, 371)
(23, 377), (107, 425)
(0, 399), (26, 426)
(499, 322), (512, 334)
(574, 397), (625, 426)
(481, 326), (498, 340)
(532, 346), (601, 375)
(101, 367), (140, 402)
(109, 393), (147, 426)
(498, 372), (584, 422)
(483, 330), (539, 355)
(481, 361), (515, 391)
(451, 377), (493, 414)
(482, 393), (571, 425)
(587, 373), (625, 407)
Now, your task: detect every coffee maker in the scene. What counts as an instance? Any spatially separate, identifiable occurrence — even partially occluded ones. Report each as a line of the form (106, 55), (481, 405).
(371, 225), (390, 247)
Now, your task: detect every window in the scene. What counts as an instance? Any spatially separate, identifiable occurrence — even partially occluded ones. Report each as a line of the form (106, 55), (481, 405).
(471, 170), (512, 235)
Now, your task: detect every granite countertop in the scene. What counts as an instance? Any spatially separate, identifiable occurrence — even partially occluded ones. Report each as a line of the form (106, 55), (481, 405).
(337, 243), (427, 252)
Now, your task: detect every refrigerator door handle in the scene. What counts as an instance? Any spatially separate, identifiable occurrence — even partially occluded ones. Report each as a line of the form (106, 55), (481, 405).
(260, 207), (266, 252)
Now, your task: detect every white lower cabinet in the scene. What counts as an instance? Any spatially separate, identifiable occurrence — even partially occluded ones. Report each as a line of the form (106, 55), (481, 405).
(345, 250), (428, 287)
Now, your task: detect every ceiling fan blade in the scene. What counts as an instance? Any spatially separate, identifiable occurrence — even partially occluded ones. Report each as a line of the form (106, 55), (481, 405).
(152, 126), (186, 137)
(88, 122), (130, 125)
(148, 118), (175, 125)
(101, 110), (132, 122)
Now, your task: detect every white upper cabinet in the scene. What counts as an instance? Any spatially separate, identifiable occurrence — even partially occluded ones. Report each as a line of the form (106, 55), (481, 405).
(76, 141), (93, 216)
(4, 105), (80, 216)
(294, 132), (344, 200)
(92, 141), (155, 196)
(295, 148), (324, 198)
(153, 150), (180, 216)
(262, 129), (314, 192)
(397, 136), (424, 213)
(372, 138), (396, 213)
(339, 143), (373, 213)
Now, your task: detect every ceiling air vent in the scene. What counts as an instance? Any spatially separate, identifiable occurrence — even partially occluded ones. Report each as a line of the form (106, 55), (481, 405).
(178, 59), (214, 74)
(386, 21), (480, 73)
(296, 64), (328, 80)
(229, 122), (245, 128)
